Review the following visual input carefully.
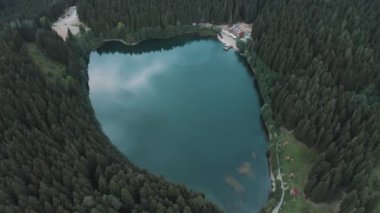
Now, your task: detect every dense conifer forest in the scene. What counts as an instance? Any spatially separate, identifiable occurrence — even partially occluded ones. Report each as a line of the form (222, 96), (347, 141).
(0, 2), (222, 212)
(0, 0), (74, 21)
(1, 0), (379, 212)
(247, 0), (380, 212)
(77, 0), (265, 35)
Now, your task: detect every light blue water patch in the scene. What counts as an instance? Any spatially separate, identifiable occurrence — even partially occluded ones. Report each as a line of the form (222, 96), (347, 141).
(88, 37), (271, 213)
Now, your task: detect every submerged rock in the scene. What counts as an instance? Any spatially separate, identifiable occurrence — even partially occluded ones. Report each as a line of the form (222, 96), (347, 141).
(225, 176), (245, 194)
(237, 161), (253, 177)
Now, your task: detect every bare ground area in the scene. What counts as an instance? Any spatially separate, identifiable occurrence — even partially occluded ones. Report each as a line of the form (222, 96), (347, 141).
(52, 6), (87, 41)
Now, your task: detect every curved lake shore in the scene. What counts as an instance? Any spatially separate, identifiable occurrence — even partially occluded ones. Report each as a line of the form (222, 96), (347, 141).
(88, 37), (271, 212)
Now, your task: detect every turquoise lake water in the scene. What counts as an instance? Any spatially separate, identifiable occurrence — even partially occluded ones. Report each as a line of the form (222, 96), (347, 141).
(88, 37), (271, 212)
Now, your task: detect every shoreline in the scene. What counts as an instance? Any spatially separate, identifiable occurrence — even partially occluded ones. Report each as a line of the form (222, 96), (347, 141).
(245, 60), (280, 213)
(91, 22), (251, 51)
(84, 27), (277, 212)
(91, 26), (220, 50)
(245, 55), (287, 213)
(50, 4), (277, 209)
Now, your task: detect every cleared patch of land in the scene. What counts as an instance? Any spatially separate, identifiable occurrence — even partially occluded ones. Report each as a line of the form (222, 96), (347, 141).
(25, 43), (66, 78)
(52, 6), (87, 41)
(25, 42), (75, 89)
(278, 128), (336, 213)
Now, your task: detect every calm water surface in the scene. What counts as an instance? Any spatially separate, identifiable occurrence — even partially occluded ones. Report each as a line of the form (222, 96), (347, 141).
(88, 37), (270, 212)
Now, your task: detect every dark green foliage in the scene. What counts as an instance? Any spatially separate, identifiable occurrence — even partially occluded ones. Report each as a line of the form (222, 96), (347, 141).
(0, 0), (74, 22)
(340, 191), (364, 213)
(246, 0), (380, 211)
(0, 29), (222, 212)
(236, 39), (249, 53)
(77, 0), (266, 36)
(1, 0), (380, 212)
(36, 29), (70, 64)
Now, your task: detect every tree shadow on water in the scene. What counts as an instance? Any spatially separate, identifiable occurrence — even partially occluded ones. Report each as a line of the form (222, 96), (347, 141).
(96, 34), (215, 56)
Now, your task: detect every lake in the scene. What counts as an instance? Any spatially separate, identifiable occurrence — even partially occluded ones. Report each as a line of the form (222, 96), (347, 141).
(88, 36), (271, 212)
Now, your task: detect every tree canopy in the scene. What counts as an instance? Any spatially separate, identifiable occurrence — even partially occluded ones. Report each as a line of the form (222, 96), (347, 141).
(1, 0), (379, 212)
(0, 18), (221, 213)
(246, 0), (380, 210)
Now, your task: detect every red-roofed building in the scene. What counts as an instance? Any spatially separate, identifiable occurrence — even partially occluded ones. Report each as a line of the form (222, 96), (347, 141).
(229, 24), (246, 39)
(290, 188), (300, 196)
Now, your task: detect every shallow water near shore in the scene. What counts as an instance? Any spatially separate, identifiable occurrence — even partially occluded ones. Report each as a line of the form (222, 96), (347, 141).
(88, 36), (271, 212)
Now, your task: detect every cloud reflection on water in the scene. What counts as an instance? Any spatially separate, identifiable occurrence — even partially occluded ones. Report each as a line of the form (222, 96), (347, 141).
(89, 54), (169, 94)
(88, 39), (271, 213)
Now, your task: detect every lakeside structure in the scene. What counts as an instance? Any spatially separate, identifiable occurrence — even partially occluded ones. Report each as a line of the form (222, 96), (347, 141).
(217, 23), (252, 51)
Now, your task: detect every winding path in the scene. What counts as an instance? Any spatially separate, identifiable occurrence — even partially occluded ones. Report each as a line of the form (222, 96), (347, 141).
(271, 132), (285, 213)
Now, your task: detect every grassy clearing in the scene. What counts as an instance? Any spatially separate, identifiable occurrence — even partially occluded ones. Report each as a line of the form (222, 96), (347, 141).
(277, 128), (335, 213)
(369, 163), (380, 212)
(25, 43), (67, 79)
